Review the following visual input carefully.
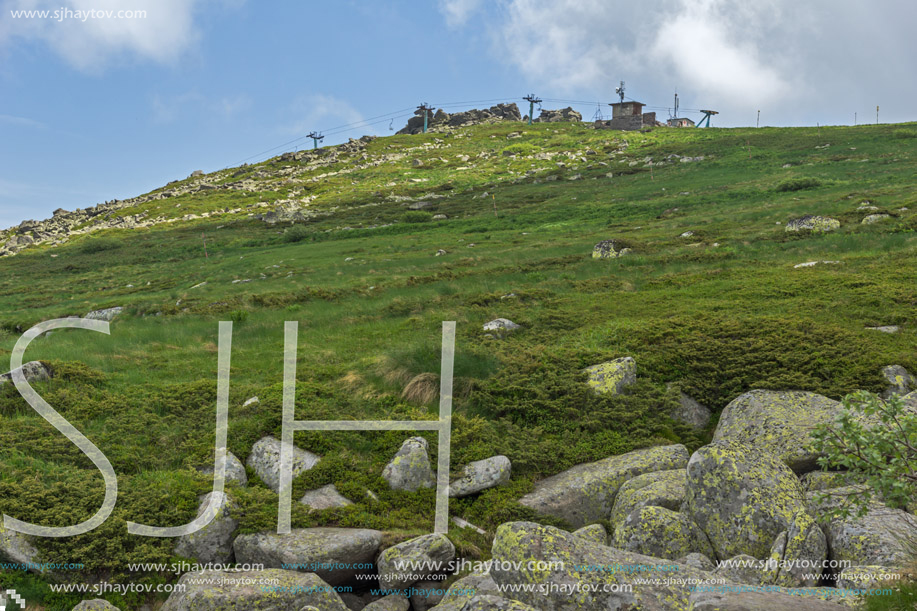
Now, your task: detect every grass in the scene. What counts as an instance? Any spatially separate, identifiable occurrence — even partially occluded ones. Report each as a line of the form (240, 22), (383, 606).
(0, 120), (915, 608)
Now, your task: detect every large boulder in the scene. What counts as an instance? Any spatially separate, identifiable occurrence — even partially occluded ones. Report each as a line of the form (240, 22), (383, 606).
(785, 216), (840, 232)
(684, 441), (812, 559)
(198, 451), (248, 487)
(448, 455), (511, 497)
(376, 534), (455, 590)
(535, 108), (582, 123)
(174, 492), (239, 564)
(612, 505), (715, 559)
(490, 521), (724, 611)
(591, 239), (631, 259)
(571, 524), (607, 545)
(609, 469), (686, 530)
(689, 588), (849, 610)
(671, 389), (712, 429)
(72, 602), (121, 611)
(713, 390), (842, 473)
(808, 485), (917, 567)
(881, 365), (915, 398)
(247, 436), (320, 493)
(364, 595), (410, 611)
(0, 521), (39, 567)
(800, 471), (861, 492)
(518, 444), (689, 528)
(0, 361), (52, 387)
(430, 572), (502, 611)
(582, 357), (636, 395)
(382, 437), (436, 492)
(160, 569), (348, 611)
(765, 511), (828, 586)
(233, 528), (382, 585)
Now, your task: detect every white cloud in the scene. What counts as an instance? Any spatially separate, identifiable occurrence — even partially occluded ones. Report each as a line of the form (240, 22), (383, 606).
(439, 0), (483, 27)
(1, 0), (239, 71)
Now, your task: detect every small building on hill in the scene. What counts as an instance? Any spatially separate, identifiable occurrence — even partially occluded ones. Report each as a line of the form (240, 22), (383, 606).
(667, 117), (696, 127)
(595, 100), (659, 131)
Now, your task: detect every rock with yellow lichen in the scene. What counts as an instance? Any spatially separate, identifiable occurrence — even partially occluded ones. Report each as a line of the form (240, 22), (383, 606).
(689, 588), (850, 610)
(764, 510), (828, 586)
(430, 572), (506, 611)
(684, 441), (812, 560)
(382, 436), (436, 491)
(518, 444), (689, 528)
(713, 554), (767, 585)
(880, 364), (915, 399)
(160, 569), (349, 611)
(377, 533), (456, 590)
(713, 390), (842, 473)
(612, 505), (715, 559)
(571, 523), (607, 545)
(609, 469), (686, 531)
(0, 521), (39, 569)
(582, 357), (636, 395)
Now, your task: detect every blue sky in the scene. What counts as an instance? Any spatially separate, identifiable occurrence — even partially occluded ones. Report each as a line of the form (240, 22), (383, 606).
(0, 0), (915, 229)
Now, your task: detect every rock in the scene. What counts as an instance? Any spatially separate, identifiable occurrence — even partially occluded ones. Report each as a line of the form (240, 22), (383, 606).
(714, 554), (766, 585)
(408, 201), (432, 210)
(482, 318), (519, 334)
(410, 580), (446, 611)
(0, 521), (39, 568)
(84, 306), (123, 321)
(431, 572), (501, 611)
(612, 505), (715, 559)
(363, 595), (410, 611)
(836, 565), (904, 589)
(72, 601), (121, 611)
(677, 552), (715, 572)
(243, 396), (259, 407)
(377, 534), (455, 590)
(671, 389), (711, 429)
(866, 325), (899, 333)
(571, 524), (607, 545)
(160, 569), (348, 611)
(582, 357), (636, 395)
(713, 390), (842, 473)
(794, 260), (841, 268)
(198, 451), (248, 487)
(685, 441), (812, 559)
(881, 364), (915, 398)
(591, 239), (631, 259)
(490, 521), (724, 611)
(448, 455), (511, 497)
(785, 215), (840, 232)
(689, 588), (849, 610)
(340, 593), (366, 611)
(609, 469), (686, 530)
(535, 107), (582, 123)
(862, 213), (891, 224)
(174, 492), (239, 564)
(233, 527), (382, 585)
(382, 437), (436, 491)
(412, 159), (424, 167)
(432, 214), (447, 220)
(190, 170), (204, 178)
(300, 484), (354, 510)
(459, 596), (538, 611)
(435, 249), (447, 256)
(808, 485), (917, 567)
(246, 436), (320, 493)
(518, 444), (689, 528)
(0, 361), (52, 387)
(800, 471), (860, 492)
(765, 511), (828, 586)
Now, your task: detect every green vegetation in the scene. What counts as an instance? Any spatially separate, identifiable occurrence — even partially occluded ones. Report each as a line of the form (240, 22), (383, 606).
(0, 120), (915, 607)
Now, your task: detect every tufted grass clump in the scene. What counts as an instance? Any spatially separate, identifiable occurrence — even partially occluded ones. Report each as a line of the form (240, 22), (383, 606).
(776, 177), (822, 192)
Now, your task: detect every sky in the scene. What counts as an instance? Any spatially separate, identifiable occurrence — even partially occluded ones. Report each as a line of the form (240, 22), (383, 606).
(0, 0), (914, 229)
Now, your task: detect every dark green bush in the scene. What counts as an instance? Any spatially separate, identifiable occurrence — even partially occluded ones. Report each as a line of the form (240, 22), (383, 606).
(401, 211), (433, 223)
(282, 224), (310, 243)
(776, 177), (822, 192)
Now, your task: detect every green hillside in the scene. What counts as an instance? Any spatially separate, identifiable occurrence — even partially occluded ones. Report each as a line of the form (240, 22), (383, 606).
(1, 120), (916, 608)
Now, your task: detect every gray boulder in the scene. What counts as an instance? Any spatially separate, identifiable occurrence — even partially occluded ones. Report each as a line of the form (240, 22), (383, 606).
(430, 572), (501, 611)
(535, 107), (582, 123)
(609, 469), (686, 530)
(72, 602), (121, 611)
(198, 451), (248, 487)
(410, 580), (446, 611)
(591, 239), (631, 259)
(714, 554), (766, 585)
(677, 552), (715, 572)
(0, 521), (39, 567)
(571, 523), (607, 545)
(518, 444), (689, 528)
(713, 390), (842, 472)
(363, 595), (410, 611)
(174, 492), (239, 564)
(376, 534), (455, 590)
(301, 484), (354, 510)
(685, 441), (812, 559)
(582, 357), (636, 395)
(448, 455), (511, 497)
(233, 527), (382, 585)
(160, 569), (348, 611)
(84, 306), (123, 322)
(785, 216), (840, 232)
(0, 361), (51, 387)
(460, 596), (538, 611)
(862, 213), (891, 224)
(837, 565), (904, 589)
(800, 471), (860, 492)
(247, 436), (319, 493)
(689, 588), (849, 610)
(383, 437), (436, 492)
(881, 365), (915, 398)
(671, 389), (711, 429)
(482, 319), (520, 335)
(612, 505), (715, 560)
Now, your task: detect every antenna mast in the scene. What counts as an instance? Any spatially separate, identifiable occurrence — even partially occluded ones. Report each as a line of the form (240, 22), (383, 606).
(615, 81), (626, 103)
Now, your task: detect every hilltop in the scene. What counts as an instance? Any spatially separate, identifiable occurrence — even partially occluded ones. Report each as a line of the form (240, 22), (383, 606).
(1, 118), (916, 609)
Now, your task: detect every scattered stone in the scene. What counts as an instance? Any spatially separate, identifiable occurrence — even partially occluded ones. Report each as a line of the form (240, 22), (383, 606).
(482, 318), (520, 334)
(362, 595), (410, 611)
(670, 388), (711, 429)
(72, 601), (121, 611)
(609, 469), (686, 530)
(243, 396), (259, 407)
(246, 436), (320, 493)
(862, 214), (891, 224)
(160, 569), (348, 611)
(794, 260), (840, 268)
(174, 492), (239, 564)
(613, 505), (715, 559)
(432, 214), (447, 220)
(233, 528), (382, 585)
(84, 306), (123, 321)
(865, 325), (899, 333)
(377, 534), (455, 590)
(0, 361), (52, 387)
(382, 437), (435, 491)
(591, 239), (631, 258)
(412, 159), (424, 167)
(448, 455), (511, 497)
(680, 231), (694, 238)
(518, 444), (689, 528)
(435, 249), (447, 256)
(583, 357), (636, 395)
(881, 364), (915, 398)
(713, 390), (842, 473)
(300, 484), (354, 511)
(785, 216), (840, 232)
(408, 201), (432, 210)
(198, 451), (248, 487)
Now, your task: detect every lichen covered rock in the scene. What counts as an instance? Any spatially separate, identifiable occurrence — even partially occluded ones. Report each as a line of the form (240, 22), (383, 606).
(583, 356), (636, 395)
(610, 469), (686, 530)
(300, 484), (354, 510)
(685, 441), (812, 559)
(72, 601), (121, 611)
(612, 505), (715, 560)
(764, 511), (828, 586)
(785, 215), (840, 232)
(448, 455), (511, 497)
(713, 390), (842, 473)
(173, 492), (239, 564)
(881, 364), (915, 398)
(198, 450), (248, 487)
(518, 444), (689, 528)
(714, 554), (766, 585)
(571, 523), (607, 545)
(377, 534), (455, 590)
(591, 239), (631, 259)
(383, 437), (436, 491)
(247, 436), (319, 493)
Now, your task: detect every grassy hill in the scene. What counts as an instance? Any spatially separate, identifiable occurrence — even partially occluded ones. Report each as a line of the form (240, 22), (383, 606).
(1, 119), (916, 608)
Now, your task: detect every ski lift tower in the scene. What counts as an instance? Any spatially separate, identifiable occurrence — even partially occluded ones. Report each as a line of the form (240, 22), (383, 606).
(697, 110), (719, 128)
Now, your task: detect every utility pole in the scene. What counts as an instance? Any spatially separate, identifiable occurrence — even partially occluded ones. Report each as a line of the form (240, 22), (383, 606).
(417, 103), (434, 133)
(855, 112), (857, 126)
(307, 132), (324, 150)
(757, 110), (760, 128)
(523, 94), (542, 125)
(876, 105), (879, 125)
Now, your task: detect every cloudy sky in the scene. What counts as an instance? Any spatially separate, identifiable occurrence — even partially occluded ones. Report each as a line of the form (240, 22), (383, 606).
(0, 0), (914, 228)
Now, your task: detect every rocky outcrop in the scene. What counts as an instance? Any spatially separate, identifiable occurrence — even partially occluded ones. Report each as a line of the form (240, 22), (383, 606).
(534, 108), (582, 123)
(591, 239), (631, 258)
(713, 390), (842, 473)
(0, 361), (52, 387)
(583, 357), (636, 395)
(785, 215), (840, 232)
(72, 601), (121, 611)
(397, 104), (522, 135)
(518, 444), (689, 528)
(609, 469), (686, 530)
(233, 528), (382, 585)
(382, 437), (436, 491)
(246, 436), (320, 493)
(84, 306), (123, 322)
(689, 588), (849, 610)
(448, 455), (511, 497)
(612, 505), (715, 559)
(160, 569), (349, 611)
(376, 533), (455, 590)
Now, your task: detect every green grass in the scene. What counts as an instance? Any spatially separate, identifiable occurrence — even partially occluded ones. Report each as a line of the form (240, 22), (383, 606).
(0, 120), (916, 608)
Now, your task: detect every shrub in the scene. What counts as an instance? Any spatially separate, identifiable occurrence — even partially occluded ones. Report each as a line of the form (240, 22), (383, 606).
(78, 237), (123, 253)
(228, 309), (249, 323)
(501, 143), (536, 157)
(401, 211), (433, 223)
(776, 177), (822, 192)
(282, 224), (310, 243)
